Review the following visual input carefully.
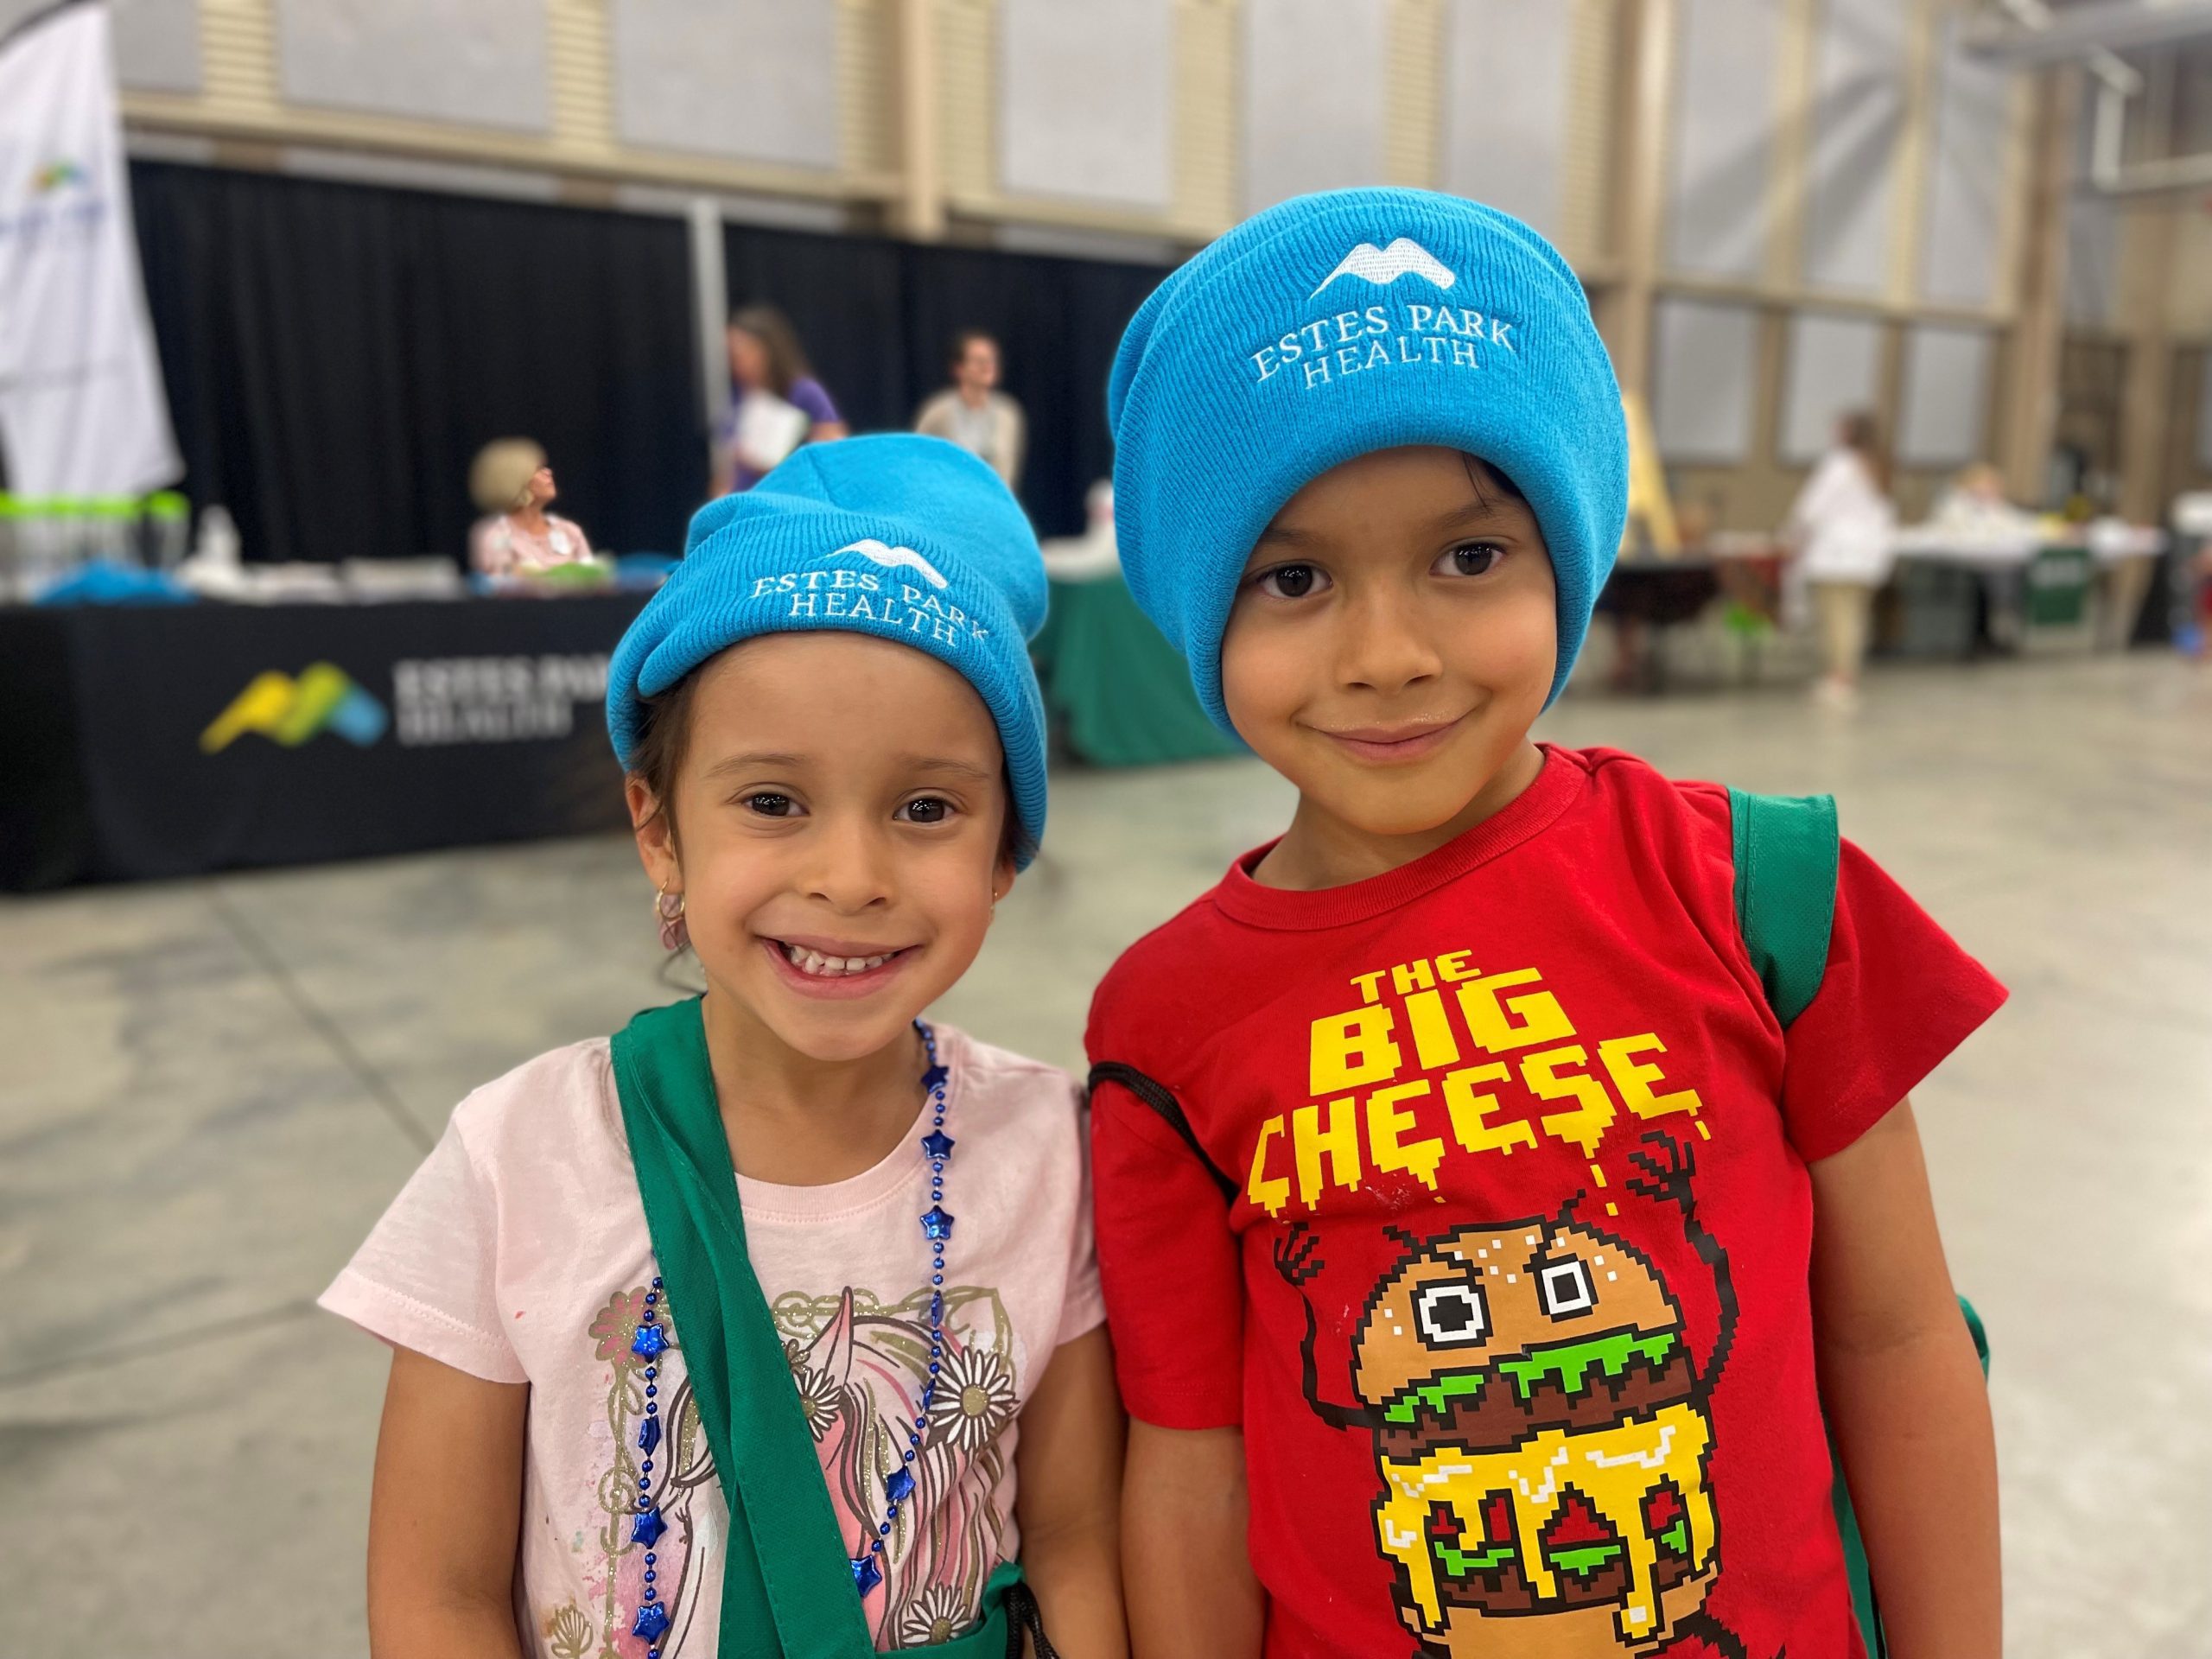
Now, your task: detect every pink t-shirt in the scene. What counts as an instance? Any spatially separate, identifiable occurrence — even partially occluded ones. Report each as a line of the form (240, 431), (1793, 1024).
(321, 1023), (1103, 1656)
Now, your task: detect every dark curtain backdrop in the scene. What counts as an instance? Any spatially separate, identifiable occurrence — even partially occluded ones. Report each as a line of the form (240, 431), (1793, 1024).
(125, 160), (1171, 563)
(131, 161), (702, 564)
(722, 224), (1166, 538)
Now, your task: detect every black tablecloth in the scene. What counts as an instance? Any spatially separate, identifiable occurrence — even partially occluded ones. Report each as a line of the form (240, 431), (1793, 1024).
(2, 595), (651, 890)
(1598, 559), (1723, 625)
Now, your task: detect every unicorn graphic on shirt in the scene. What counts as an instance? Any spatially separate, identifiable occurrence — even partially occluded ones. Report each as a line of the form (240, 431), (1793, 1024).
(571, 1279), (1017, 1653)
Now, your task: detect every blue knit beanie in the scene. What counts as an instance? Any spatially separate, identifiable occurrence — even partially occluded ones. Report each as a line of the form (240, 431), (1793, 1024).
(1109, 187), (1627, 727)
(606, 435), (1049, 863)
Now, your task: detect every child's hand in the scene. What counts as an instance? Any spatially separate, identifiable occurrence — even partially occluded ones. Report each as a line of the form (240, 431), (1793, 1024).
(1271, 1221), (1325, 1287)
(1624, 1128), (1699, 1215)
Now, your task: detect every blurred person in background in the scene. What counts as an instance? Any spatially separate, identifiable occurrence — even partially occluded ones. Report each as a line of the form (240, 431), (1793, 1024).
(915, 329), (1027, 493)
(714, 306), (849, 496)
(1785, 410), (1896, 711)
(1928, 463), (2027, 538)
(468, 439), (594, 576)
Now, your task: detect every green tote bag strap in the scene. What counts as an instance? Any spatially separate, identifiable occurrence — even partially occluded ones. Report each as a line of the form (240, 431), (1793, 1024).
(1727, 787), (1839, 1029)
(610, 999), (1027, 1659)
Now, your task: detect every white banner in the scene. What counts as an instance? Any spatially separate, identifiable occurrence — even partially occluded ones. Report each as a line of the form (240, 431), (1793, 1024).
(0, 2), (181, 498)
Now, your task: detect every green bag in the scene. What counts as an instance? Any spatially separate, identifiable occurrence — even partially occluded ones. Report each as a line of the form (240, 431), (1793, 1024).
(610, 998), (1042, 1659)
(1727, 789), (1990, 1659)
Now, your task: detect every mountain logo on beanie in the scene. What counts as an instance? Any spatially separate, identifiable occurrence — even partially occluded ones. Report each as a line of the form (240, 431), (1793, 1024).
(1309, 237), (1456, 299)
(826, 538), (950, 590)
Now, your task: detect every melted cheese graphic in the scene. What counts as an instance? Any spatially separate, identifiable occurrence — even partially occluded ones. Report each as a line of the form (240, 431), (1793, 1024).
(1375, 1401), (1716, 1644)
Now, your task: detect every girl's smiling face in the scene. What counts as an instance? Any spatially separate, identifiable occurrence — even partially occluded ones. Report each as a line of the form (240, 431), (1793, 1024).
(1220, 445), (1556, 867)
(628, 632), (1013, 1065)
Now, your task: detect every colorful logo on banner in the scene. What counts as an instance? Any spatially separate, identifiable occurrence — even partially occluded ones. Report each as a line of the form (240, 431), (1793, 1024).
(31, 158), (86, 195)
(200, 664), (390, 753)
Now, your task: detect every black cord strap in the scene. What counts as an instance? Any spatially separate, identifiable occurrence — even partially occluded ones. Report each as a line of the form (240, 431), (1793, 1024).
(1085, 1061), (1236, 1201)
(1001, 1580), (1059, 1659)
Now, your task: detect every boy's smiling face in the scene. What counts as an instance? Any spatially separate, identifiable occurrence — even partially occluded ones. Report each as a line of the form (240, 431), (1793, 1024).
(1221, 445), (1556, 880)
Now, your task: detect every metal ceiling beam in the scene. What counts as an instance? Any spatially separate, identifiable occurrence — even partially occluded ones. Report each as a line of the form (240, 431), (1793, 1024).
(1966, 2), (2212, 197)
(1962, 1), (2212, 67)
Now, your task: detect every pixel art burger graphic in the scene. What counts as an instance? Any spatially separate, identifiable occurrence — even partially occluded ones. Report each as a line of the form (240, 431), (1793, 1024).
(1276, 1133), (1750, 1658)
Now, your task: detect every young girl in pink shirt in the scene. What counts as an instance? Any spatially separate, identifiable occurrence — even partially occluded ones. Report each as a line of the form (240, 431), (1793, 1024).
(322, 436), (1124, 1658)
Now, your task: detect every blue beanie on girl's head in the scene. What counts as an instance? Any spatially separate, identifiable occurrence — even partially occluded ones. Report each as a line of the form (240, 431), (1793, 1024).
(605, 434), (1049, 863)
(1108, 187), (1628, 727)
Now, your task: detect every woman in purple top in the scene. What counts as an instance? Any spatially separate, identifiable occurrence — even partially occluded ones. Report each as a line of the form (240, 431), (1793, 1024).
(713, 305), (849, 494)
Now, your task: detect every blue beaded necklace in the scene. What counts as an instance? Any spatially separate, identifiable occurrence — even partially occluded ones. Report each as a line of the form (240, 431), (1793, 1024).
(624, 1020), (955, 1650)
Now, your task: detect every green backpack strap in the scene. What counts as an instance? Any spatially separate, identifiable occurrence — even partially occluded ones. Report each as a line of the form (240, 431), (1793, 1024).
(1729, 791), (1877, 1647)
(1728, 791), (1991, 1659)
(1727, 787), (1839, 1028)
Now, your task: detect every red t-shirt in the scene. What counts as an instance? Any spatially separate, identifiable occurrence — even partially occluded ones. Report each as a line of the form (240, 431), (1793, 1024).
(1086, 746), (2005, 1659)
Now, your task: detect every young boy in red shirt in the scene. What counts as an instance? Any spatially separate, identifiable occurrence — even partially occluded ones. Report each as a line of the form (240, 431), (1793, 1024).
(1086, 189), (2004, 1659)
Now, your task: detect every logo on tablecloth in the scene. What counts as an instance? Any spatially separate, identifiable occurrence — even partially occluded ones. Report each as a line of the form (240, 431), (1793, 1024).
(391, 654), (611, 746)
(200, 664), (389, 753)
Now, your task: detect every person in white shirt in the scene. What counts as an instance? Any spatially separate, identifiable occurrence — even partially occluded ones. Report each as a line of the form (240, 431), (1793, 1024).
(1784, 411), (1896, 709)
(915, 331), (1027, 493)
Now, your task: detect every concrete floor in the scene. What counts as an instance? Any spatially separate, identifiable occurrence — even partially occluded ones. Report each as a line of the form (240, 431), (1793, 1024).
(3, 652), (2209, 1657)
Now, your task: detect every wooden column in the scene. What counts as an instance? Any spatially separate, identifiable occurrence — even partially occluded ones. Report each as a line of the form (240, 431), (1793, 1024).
(1999, 70), (2078, 503)
(1597, 0), (1677, 399)
(1884, 0), (1942, 308)
(894, 0), (946, 241)
(2115, 60), (2180, 521)
(1762, 0), (1818, 291)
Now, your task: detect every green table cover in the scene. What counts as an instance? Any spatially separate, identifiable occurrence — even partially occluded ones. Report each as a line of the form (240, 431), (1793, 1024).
(1033, 575), (1243, 767)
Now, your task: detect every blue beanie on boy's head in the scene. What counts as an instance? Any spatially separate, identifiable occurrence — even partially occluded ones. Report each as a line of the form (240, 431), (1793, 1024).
(605, 434), (1049, 863)
(1109, 187), (1628, 727)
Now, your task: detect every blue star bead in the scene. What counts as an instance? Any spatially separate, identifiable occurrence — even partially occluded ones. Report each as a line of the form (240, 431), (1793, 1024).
(921, 1064), (949, 1091)
(885, 1466), (915, 1504)
(921, 1129), (954, 1161)
(632, 1507), (667, 1548)
(920, 1206), (954, 1242)
(638, 1414), (662, 1456)
(632, 1600), (671, 1642)
(851, 1554), (883, 1597)
(631, 1322), (667, 1360)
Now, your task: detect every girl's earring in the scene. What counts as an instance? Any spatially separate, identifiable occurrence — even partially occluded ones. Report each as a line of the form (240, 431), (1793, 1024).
(654, 883), (689, 953)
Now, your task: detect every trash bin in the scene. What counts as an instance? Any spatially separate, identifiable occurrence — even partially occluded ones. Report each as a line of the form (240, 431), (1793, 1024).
(1889, 561), (1980, 658)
